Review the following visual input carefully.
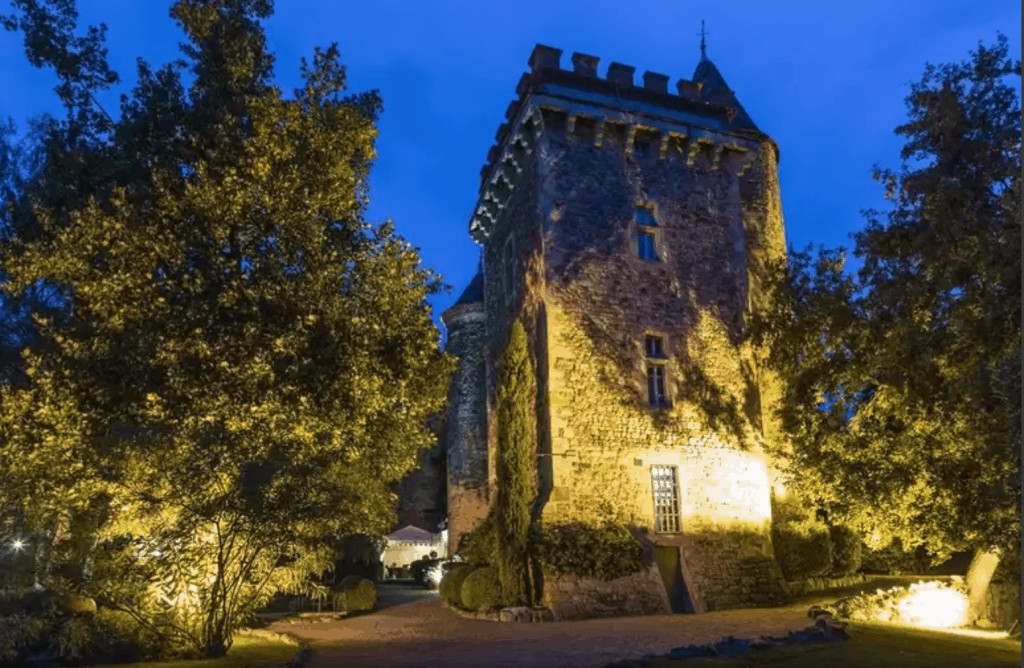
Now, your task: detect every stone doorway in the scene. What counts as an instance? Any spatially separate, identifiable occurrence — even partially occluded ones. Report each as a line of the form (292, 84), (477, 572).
(654, 545), (694, 613)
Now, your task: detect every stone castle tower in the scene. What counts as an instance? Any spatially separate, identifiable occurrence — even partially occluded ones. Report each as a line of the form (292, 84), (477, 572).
(441, 43), (789, 612)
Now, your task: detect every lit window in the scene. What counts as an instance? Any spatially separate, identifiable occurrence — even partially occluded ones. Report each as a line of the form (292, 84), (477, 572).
(651, 465), (681, 533)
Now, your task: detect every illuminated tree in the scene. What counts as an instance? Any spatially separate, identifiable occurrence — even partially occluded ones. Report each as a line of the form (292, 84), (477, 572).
(0, 0), (451, 656)
(756, 36), (1019, 616)
(494, 320), (536, 606)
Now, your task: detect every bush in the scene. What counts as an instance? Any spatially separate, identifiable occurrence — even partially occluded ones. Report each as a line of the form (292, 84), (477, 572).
(459, 566), (503, 612)
(410, 558), (444, 585)
(0, 596), (160, 666)
(456, 515), (498, 566)
(829, 526), (863, 576)
(536, 522), (645, 581)
(772, 519), (832, 580)
(439, 564), (476, 607)
(333, 575), (377, 612)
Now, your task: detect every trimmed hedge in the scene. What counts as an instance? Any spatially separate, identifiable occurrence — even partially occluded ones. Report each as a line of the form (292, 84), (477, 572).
(536, 522), (645, 581)
(459, 566), (504, 612)
(439, 564), (475, 607)
(771, 520), (832, 580)
(333, 575), (377, 612)
(829, 525), (863, 576)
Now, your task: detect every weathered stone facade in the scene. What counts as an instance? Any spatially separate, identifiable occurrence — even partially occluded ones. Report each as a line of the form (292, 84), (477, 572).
(443, 44), (790, 614)
(439, 275), (490, 551)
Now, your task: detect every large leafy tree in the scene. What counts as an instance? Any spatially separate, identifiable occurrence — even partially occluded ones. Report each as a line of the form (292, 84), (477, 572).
(757, 36), (1019, 610)
(1, 0), (451, 656)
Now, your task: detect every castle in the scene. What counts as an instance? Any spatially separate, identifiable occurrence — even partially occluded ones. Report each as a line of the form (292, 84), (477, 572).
(437, 42), (790, 613)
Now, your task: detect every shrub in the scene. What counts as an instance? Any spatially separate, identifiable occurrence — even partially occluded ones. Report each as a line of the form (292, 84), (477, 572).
(439, 564), (476, 607)
(0, 598), (161, 666)
(456, 515), (498, 566)
(333, 575), (377, 612)
(409, 558), (430, 584)
(536, 522), (645, 581)
(459, 566), (504, 612)
(829, 526), (863, 576)
(772, 519), (832, 580)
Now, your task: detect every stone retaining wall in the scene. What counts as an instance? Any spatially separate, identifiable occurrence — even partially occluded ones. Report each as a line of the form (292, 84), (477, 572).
(786, 574), (866, 597)
(541, 564), (670, 620)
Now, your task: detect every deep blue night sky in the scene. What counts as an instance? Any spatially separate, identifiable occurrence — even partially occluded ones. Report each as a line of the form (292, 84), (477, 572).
(1, 1), (1019, 322)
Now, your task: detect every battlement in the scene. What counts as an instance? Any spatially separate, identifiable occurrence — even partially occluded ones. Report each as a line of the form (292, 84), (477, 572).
(527, 45), (705, 102)
(469, 44), (771, 242)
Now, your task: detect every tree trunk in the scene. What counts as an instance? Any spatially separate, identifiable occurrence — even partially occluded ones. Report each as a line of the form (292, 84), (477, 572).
(966, 548), (1001, 625)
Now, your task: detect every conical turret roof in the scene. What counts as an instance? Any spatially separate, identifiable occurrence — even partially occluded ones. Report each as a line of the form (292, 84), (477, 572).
(692, 57), (759, 132)
(453, 269), (483, 306)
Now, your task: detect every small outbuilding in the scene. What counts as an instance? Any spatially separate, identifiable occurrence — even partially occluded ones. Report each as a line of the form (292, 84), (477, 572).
(381, 525), (447, 575)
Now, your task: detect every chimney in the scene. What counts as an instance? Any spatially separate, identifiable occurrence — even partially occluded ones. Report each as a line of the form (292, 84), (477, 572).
(607, 62), (635, 86)
(571, 52), (599, 77)
(528, 44), (562, 72)
(643, 71), (669, 94)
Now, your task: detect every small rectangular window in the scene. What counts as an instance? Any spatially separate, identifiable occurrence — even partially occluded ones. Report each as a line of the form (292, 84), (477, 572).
(647, 365), (667, 407)
(634, 139), (650, 157)
(638, 230), (658, 261)
(502, 237), (515, 298)
(651, 465), (681, 533)
(645, 335), (665, 358)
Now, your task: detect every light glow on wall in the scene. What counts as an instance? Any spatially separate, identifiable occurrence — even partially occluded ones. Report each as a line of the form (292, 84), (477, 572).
(896, 582), (969, 629)
(677, 445), (773, 531)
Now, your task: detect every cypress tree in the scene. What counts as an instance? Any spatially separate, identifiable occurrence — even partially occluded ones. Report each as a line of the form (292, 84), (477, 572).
(494, 319), (536, 606)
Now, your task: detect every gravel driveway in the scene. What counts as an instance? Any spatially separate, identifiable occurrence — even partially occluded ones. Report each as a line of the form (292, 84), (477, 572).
(271, 583), (819, 668)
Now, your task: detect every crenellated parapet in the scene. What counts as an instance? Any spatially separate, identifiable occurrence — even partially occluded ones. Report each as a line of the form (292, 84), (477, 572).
(469, 44), (767, 244)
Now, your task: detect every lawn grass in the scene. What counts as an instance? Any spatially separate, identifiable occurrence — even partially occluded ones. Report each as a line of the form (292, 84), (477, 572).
(83, 634), (299, 668)
(637, 623), (1021, 668)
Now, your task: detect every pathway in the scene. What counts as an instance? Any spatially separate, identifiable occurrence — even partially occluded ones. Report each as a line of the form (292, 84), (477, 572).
(271, 582), (831, 668)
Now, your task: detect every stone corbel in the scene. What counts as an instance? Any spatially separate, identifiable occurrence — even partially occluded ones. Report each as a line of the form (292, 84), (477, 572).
(593, 118), (606, 147)
(658, 133), (671, 160)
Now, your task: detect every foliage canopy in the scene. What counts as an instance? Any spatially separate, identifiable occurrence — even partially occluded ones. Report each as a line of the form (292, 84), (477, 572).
(755, 35), (1020, 563)
(0, 0), (451, 657)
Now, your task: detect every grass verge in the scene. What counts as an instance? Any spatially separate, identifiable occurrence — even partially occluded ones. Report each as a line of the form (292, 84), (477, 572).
(627, 622), (1020, 668)
(82, 633), (301, 668)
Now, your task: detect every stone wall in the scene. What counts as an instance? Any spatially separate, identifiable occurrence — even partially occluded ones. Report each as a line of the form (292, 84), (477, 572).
(647, 530), (789, 612)
(542, 565), (670, 620)
(394, 442), (446, 532)
(441, 301), (490, 552)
